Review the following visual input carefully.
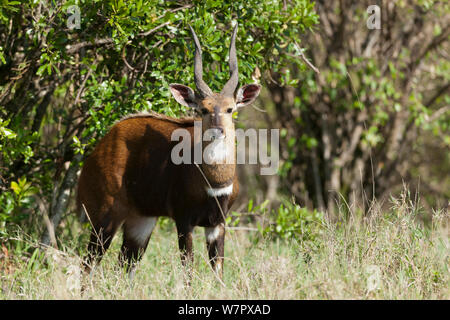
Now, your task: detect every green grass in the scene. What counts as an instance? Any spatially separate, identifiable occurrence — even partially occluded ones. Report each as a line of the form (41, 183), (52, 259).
(1, 194), (449, 299)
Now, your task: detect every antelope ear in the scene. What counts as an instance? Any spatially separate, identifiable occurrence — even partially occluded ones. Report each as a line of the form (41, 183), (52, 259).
(236, 84), (261, 108)
(169, 84), (198, 108)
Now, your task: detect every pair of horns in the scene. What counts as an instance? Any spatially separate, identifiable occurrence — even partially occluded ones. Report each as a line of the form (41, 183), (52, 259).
(189, 23), (239, 98)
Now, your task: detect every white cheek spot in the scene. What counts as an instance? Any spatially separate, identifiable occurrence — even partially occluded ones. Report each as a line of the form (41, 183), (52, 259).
(205, 225), (222, 243)
(127, 217), (157, 246)
(206, 184), (233, 197)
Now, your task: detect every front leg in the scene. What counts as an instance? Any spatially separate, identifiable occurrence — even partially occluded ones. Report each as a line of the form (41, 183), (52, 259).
(205, 223), (225, 278)
(176, 221), (194, 270)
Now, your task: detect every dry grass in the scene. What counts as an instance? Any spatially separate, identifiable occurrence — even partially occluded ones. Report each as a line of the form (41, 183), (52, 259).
(1, 193), (448, 300)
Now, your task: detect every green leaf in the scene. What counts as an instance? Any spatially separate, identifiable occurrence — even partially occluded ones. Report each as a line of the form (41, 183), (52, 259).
(10, 181), (20, 195)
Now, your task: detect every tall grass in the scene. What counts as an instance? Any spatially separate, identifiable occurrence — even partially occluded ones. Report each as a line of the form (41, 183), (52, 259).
(0, 191), (448, 299)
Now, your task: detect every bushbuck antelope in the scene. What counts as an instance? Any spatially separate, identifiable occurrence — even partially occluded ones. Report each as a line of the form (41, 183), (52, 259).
(77, 23), (261, 279)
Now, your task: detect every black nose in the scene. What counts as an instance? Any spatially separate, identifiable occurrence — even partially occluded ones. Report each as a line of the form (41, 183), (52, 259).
(210, 127), (224, 139)
(213, 127), (224, 134)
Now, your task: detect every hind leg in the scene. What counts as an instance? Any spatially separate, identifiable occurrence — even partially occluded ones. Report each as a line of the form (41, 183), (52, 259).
(119, 216), (157, 280)
(83, 215), (121, 274)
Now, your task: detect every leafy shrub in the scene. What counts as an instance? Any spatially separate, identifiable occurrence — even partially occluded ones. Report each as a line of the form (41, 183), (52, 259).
(0, 177), (38, 238)
(229, 198), (325, 244)
(262, 201), (325, 244)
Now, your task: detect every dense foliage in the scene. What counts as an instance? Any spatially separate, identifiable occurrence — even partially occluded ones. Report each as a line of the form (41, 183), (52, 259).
(0, 1), (318, 244)
(257, 0), (450, 213)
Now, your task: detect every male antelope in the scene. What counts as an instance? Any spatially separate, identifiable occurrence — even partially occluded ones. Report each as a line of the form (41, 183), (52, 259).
(77, 24), (261, 278)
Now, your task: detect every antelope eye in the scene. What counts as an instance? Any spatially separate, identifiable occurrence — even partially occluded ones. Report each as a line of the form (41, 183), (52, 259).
(226, 108), (233, 113)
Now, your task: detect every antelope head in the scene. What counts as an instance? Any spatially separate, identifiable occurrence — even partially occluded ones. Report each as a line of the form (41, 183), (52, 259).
(169, 24), (261, 165)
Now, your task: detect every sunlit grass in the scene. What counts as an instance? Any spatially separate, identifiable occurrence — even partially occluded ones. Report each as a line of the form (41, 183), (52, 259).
(1, 193), (448, 299)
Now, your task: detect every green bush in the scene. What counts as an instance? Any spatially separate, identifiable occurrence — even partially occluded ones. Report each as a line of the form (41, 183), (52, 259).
(263, 201), (324, 243)
(0, 0), (318, 243)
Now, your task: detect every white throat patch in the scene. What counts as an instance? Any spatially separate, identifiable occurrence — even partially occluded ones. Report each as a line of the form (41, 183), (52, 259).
(206, 184), (233, 197)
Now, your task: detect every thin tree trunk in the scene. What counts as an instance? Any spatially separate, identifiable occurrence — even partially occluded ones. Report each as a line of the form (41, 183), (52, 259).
(41, 152), (83, 247)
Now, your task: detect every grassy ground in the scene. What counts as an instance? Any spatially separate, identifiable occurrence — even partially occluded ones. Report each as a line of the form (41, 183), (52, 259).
(0, 195), (449, 299)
